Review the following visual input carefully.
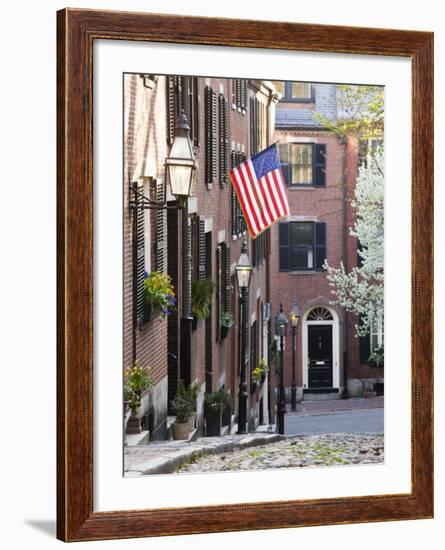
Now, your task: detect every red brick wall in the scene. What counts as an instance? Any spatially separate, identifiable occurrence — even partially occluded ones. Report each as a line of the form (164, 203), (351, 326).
(123, 75), (168, 387)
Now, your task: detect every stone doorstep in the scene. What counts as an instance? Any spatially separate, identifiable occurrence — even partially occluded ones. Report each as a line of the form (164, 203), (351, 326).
(126, 430), (150, 447)
(125, 433), (285, 476)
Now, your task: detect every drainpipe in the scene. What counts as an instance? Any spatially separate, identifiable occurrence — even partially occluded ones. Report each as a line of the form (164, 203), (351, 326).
(341, 134), (349, 399)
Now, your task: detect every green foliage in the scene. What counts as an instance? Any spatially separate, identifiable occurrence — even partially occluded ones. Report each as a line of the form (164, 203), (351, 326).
(221, 312), (234, 328)
(176, 380), (201, 411)
(369, 345), (384, 367)
(144, 271), (176, 317)
(124, 361), (155, 413)
(316, 84), (384, 140)
(215, 388), (233, 409)
(191, 278), (215, 320)
(252, 357), (268, 385)
(204, 388), (233, 412)
(170, 395), (194, 423)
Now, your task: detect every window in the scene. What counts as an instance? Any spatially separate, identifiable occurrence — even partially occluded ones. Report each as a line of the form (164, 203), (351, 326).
(359, 318), (384, 363)
(370, 319), (384, 352)
(219, 94), (229, 186)
(232, 79), (247, 111)
(278, 143), (326, 186)
(359, 137), (383, 167)
(205, 86), (217, 186)
(273, 81), (314, 102)
(216, 242), (231, 341)
(231, 149), (247, 237)
(166, 76), (199, 147)
(252, 229), (267, 267)
(279, 221), (326, 271)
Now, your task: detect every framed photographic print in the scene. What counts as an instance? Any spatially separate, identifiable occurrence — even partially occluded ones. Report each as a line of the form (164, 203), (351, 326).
(57, 8), (433, 542)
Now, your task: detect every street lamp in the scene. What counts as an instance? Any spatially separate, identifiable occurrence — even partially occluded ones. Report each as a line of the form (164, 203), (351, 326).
(165, 110), (196, 385)
(275, 304), (288, 435)
(289, 300), (300, 412)
(236, 238), (252, 434)
(165, 110), (196, 207)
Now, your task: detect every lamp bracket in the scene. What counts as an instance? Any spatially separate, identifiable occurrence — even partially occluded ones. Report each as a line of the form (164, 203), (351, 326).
(129, 181), (179, 210)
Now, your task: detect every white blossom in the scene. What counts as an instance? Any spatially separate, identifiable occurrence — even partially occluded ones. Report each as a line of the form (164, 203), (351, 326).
(324, 150), (384, 337)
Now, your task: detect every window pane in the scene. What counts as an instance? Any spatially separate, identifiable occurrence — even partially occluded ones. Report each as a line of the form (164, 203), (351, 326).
(278, 143), (289, 164)
(291, 222), (313, 246)
(291, 82), (311, 99)
(290, 144), (312, 164)
(290, 249), (308, 270)
(273, 81), (285, 96)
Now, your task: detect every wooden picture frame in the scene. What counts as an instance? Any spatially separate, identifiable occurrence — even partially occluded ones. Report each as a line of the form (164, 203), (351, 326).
(57, 8), (433, 542)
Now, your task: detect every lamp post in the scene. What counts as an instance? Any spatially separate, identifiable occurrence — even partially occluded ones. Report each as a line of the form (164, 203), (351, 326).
(275, 304), (288, 435)
(165, 110), (196, 385)
(235, 238), (252, 434)
(289, 300), (300, 412)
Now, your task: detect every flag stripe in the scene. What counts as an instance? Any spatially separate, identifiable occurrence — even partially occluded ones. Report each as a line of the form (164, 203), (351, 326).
(246, 160), (272, 227)
(272, 169), (289, 216)
(277, 167), (290, 215)
(265, 172), (283, 217)
(230, 168), (258, 236)
(239, 163), (265, 232)
(260, 175), (279, 220)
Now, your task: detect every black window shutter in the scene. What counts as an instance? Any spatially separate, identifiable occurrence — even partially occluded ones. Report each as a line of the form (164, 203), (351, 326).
(198, 218), (206, 281)
(216, 245), (223, 341)
(236, 79), (241, 109)
(205, 86), (217, 185)
(357, 237), (363, 267)
(166, 76), (176, 145)
(315, 222), (327, 269)
(192, 77), (199, 148)
(183, 77), (192, 130)
(135, 183), (145, 326)
(278, 222), (290, 271)
(219, 94), (228, 186)
(155, 179), (165, 272)
(223, 243), (232, 316)
(314, 144), (326, 187)
(359, 331), (371, 363)
(250, 321), (257, 393)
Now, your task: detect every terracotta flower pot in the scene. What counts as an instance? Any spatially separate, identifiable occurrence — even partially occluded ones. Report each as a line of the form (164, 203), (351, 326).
(172, 421), (190, 440)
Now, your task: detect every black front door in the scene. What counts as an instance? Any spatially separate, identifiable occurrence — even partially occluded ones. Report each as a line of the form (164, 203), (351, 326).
(308, 325), (333, 389)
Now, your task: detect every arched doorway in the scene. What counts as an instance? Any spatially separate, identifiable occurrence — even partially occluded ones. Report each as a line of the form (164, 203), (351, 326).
(302, 306), (340, 393)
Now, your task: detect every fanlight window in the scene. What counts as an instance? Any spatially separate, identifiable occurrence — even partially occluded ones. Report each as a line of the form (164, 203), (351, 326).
(307, 307), (333, 321)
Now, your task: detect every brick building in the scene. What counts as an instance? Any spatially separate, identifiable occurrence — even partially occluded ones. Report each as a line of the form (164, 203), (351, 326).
(123, 74), (279, 440)
(270, 81), (384, 400)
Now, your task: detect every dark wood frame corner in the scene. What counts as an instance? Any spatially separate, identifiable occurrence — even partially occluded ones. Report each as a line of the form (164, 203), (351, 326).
(57, 8), (434, 542)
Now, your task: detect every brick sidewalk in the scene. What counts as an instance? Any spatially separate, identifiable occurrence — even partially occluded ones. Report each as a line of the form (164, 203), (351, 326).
(288, 396), (384, 416)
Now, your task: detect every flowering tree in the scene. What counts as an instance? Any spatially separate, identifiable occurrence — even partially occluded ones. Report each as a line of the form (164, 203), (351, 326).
(324, 150), (384, 337)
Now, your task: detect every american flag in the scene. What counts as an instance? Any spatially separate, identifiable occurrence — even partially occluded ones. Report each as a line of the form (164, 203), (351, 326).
(229, 144), (290, 239)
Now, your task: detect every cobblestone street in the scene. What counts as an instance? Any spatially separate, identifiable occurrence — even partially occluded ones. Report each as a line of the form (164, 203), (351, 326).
(175, 433), (384, 473)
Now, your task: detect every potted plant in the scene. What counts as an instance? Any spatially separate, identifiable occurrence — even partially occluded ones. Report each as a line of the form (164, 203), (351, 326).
(143, 270), (176, 320)
(252, 357), (268, 386)
(124, 362), (155, 434)
(217, 388), (233, 428)
(177, 380), (201, 430)
(191, 278), (215, 325)
(170, 394), (194, 440)
(204, 392), (223, 436)
(220, 312), (234, 338)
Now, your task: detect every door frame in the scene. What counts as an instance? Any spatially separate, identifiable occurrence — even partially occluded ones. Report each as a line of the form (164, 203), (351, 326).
(302, 305), (339, 390)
